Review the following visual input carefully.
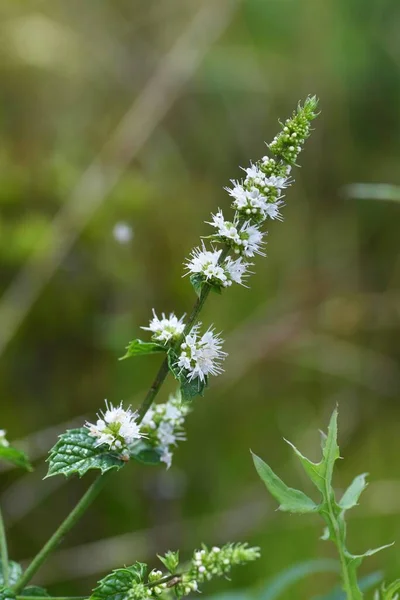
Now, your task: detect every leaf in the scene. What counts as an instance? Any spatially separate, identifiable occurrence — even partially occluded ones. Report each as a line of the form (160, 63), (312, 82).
(130, 441), (162, 466)
(0, 446), (32, 471)
(284, 439), (325, 494)
(0, 587), (15, 600)
(91, 563), (147, 600)
(158, 550), (180, 574)
(348, 543), (395, 568)
(120, 339), (166, 360)
(251, 452), (318, 514)
(190, 274), (205, 297)
(260, 559), (339, 600)
(180, 375), (207, 402)
(339, 473), (368, 510)
(378, 579), (400, 600)
(321, 408), (340, 490)
(46, 428), (125, 478)
(21, 587), (50, 597)
(0, 560), (22, 587)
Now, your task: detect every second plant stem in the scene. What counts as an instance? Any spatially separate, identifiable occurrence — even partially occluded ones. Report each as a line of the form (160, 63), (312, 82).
(0, 504), (9, 586)
(13, 473), (110, 593)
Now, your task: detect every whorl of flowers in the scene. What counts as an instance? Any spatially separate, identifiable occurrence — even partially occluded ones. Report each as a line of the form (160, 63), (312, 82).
(140, 391), (190, 469)
(177, 324), (227, 383)
(0, 429), (9, 448)
(142, 309), (185, 345)
(85, 401), (142, 452)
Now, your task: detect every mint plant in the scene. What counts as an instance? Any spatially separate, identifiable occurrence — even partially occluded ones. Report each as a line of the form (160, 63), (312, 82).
(252, 409), (396, 599)
(0, 97), (318, 600)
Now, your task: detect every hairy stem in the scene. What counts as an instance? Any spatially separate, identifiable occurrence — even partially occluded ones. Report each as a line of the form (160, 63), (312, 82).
(13, 473), (110, 593)
(0, 505), (9, 586)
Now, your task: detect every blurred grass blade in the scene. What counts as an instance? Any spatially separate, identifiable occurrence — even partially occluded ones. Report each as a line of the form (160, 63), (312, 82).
(259, 559), (340, 600)
(312, 571), (383, 599)
(343, 183), (400, 202)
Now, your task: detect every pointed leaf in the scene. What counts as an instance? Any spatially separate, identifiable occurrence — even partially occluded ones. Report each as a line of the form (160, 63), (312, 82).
(0, 446), (32, 471)
(321, 408), (340, 489)
(339, 474), (368, 510)
(285, 439), (325, 494)
(130, 441), (162, 466)
(46, 428), (125, 478)
(190, 274), (205, 297)
(91, 563), (147, 600)
(252, 452), (317, 514)
(0, 561), (22, 587)
(348, 543), (394, 569)
(180, 375), (207, 402)
(158, 551), (180, 574)
(120, 340), (166, 360)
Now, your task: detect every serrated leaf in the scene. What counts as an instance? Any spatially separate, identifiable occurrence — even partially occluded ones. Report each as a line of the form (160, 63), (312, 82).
(130, 441), (162, 466)
(339, 473), (368, 510)
(120, 339), (166, 360)
(91, 563), (147, 600)
(158, 550), (180, 574)
(0, 587), (15, 600)
(21, 587), (50, 597)
(0, 560), (22, 587)
(0, 446), (32, 471)
(46, 428), (125, 478)
(251, 452), (318, 514)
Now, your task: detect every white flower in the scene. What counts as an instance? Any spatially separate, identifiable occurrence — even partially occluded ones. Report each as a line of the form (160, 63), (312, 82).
(86, 400), (142, 451)
(185, 243), (227, 286)
(239, 222), (266, 257)
(178, 325), (227, 382)
(141, 392), (190, 469)
(265, 175), (289, 190)
(207, 210), (241, 245)
(264, 200), (284, 221)
(113, 222), (133, 244)
(224, 256), (252, 286)
(0, 429), (9, 448)
(142, 309), (185, 345)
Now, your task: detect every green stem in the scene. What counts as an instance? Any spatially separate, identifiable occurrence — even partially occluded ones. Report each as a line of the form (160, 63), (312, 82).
(0, 505), (9, 586)
(13, 473), (110, 593)
(325, 490), (362, 600)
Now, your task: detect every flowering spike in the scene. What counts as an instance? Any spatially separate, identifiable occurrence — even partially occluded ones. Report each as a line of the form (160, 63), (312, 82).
(177, 325), (227, 383)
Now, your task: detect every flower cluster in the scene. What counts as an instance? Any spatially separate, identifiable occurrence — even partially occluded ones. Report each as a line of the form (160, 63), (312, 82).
(184, 96), (318, 291)
(141, 391), (190, 469)
(85, 401), (142, 452)
(142, 310), (185, 345)
(177, 324), (227, 383)
(185, 243), (251, 288)
(175, 543), (260, 597)
(0, 429), (9, 448)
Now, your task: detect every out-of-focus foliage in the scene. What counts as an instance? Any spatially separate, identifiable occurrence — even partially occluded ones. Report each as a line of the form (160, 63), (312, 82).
(0, 0), (399, 598)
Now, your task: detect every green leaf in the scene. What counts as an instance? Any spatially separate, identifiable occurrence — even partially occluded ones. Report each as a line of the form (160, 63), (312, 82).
(120, 339), (166, 360)
(348, 543), (394, 568)
(251, 452), (318, 514)
(130, 441), (162, 466)
(284, 439), (325, 495)
(21, 587), (50, 597)
(158, 550), (180, 574)
(190, 274), (205, 297)
(180, 375), (207, 402)
(0, 446), (32, 471)
(321, 408), (340, 490)
(46, 428), (125, 478)
(0, 560), (22, 587)
(0, 587), (15, 600)
(91, 563), (147, 600)
(377, 579), (400, 600)
(339, 473), (368, 510)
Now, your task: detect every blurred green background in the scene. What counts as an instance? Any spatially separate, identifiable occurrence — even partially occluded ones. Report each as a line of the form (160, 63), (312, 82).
(0, 0), (399, 598)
